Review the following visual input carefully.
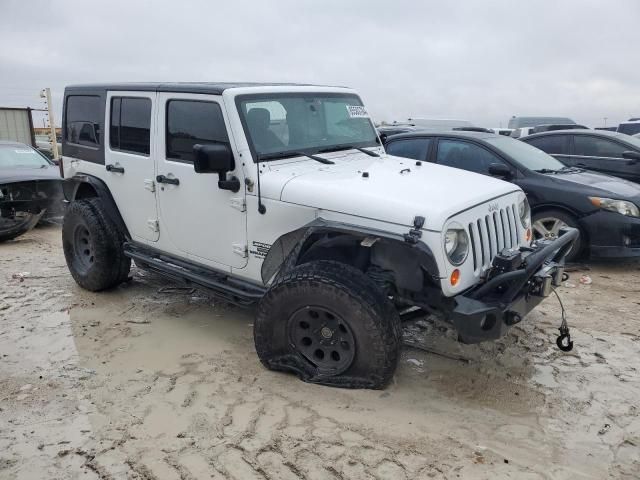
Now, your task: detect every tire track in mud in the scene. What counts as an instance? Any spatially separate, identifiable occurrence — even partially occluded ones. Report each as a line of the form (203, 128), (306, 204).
(78, 344), (439, 479)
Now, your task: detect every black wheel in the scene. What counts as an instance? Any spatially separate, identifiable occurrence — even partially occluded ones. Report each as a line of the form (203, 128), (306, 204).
(254, 260), (401, 389)
(532, 209), (583, 262)
(0, 211), (43, 242)
(62, 198), (130, 291)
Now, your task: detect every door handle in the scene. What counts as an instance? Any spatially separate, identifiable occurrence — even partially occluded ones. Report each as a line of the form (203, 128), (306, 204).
(156, 175), (180, 186)
(106, 164), (125, 173)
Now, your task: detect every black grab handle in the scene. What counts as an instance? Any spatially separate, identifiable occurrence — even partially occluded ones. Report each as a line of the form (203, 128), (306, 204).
(106, 164), (125, 173)
(156, 175), (180, 186)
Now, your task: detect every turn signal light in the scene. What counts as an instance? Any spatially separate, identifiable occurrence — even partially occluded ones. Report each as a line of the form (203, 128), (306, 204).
(450, 269), (460, 286)
(525, 228), (532, 242)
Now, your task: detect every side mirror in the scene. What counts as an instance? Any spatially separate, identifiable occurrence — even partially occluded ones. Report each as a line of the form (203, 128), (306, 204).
(488, 163), (513, 179)
(622, 151), (640, 164)
(193, 143), (240, 192)
(193, 143), (234, 173)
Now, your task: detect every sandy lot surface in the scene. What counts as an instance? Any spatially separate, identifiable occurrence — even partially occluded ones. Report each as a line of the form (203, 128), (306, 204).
(1, 224), (639, 479)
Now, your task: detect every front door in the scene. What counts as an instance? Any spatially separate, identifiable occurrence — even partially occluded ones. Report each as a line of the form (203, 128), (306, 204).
(104, 91), (159, 242)
(155, 93), (247, 269)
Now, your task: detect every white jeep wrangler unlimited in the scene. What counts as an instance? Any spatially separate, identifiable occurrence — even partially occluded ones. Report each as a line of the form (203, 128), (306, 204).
(60, 83), (577, 389)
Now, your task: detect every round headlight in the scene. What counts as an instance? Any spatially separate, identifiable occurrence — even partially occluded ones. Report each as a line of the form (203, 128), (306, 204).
(444, 228), (469, 266)
(518, 196), (531, 229)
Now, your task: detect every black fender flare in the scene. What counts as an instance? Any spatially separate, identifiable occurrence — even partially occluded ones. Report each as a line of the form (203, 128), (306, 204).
(260, 218), (440, 290)
(62, 174), (130, 238)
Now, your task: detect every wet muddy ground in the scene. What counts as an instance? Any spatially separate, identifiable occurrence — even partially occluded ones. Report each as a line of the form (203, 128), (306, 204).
(1, 224), (639, 479)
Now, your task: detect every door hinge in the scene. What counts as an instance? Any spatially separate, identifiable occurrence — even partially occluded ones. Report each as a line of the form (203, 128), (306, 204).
(147, 219), (159, 232)
(230, 197), (246, 212)
(233, 243), (248, 258)
(144, 179), (156, 192)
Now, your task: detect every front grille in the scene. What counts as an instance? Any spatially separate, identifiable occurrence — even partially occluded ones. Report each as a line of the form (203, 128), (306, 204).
(468, 203), (520, 272)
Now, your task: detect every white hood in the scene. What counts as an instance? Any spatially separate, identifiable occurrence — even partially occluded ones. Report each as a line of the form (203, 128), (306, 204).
(259, 151), (521, 231)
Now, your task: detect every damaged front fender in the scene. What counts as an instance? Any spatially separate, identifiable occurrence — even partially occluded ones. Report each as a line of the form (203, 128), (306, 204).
(261, 218), (440, 290)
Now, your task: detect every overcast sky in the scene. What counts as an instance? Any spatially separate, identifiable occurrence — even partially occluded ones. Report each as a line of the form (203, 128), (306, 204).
(1, 0), (638, 129)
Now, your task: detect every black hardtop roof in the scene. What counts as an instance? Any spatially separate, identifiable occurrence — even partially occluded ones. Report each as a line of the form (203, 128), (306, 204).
(386, 130), (499, 141)
(64, 82), (342, 95)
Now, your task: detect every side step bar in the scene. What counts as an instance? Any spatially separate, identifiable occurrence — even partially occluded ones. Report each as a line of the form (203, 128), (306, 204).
(123, 242), (266, 307)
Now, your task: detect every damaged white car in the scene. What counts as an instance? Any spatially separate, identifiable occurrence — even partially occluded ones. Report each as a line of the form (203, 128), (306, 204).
(60, 83), (577, 388)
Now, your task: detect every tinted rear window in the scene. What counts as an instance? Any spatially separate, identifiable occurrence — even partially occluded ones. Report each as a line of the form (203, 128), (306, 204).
(385, 138), (431, 160)
(525, 135), (568, 155)
(66, 96), (102, 147)
(110, 97), (152, 155)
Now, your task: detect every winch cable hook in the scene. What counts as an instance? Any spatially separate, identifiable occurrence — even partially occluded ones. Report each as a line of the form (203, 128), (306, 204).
(552, 288), (573, 352)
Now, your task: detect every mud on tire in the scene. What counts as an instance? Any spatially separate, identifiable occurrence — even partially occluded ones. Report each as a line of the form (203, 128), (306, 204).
(254, 260), (401, 389)
(62, 198), (130, 291)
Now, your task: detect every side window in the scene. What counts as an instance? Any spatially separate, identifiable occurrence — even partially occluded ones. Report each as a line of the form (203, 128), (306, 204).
(66, 95), (102, 147)
(166, 100), (229, 162)
(436, 140), (506, 174)
(573, 136), (628, 158)
(385, 138), (431, 160)
(526, 135), (568, 155)
(110, 97), (151, 155)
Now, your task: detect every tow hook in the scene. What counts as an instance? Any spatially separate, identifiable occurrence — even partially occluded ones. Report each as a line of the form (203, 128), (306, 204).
(552, 288), (574, 352)
(556, 323), (573, 352)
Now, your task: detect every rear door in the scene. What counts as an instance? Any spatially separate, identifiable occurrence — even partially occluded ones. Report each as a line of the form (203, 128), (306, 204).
(104, 91), (158, 242)
(569, 134), (637, 181)
(155, 92), (247, 270)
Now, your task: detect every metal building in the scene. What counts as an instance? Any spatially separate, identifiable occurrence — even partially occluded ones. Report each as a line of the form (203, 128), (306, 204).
(0, 107), (36, 146)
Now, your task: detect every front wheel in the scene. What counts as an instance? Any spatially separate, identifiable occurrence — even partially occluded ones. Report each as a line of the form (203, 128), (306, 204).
(254, 260), (401, 389)
(0, 210), (43, 242)
(532, 209), (582, 262)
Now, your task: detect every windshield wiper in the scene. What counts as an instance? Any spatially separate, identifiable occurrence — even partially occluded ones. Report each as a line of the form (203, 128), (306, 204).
(257, 151), (334, 164)
(534, 168), (561, 174)
(317, 145), (379, 157)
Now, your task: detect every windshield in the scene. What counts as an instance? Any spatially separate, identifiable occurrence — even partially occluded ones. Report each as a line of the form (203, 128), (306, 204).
(0, 145), (50, 169)
(485, 136), (566, 171)
(237, 93), (378, 159)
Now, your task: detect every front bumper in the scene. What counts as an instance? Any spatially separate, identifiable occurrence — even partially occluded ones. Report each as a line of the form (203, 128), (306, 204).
(579, 210), (640, 259)
(0, 179), (64, 218)
(449, 228), (579, 344)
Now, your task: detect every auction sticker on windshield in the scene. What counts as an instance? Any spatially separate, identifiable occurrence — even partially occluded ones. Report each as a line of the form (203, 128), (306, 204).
(346, 105), (369, 118)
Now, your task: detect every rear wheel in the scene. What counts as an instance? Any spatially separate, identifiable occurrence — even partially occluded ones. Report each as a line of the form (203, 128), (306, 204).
(532, 209), (582, 262)
(62, 198), (130, 291)
(254, 260), (401, 389)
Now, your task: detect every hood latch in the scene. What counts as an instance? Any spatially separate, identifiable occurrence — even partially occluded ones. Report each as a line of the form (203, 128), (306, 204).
(404, 216), (425, 244)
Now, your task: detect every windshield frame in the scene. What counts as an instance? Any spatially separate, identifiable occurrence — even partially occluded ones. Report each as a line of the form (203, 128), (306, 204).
(0, 144), (52, 169)
(484, 136), (567, 172)
(234, 92), (380, 163)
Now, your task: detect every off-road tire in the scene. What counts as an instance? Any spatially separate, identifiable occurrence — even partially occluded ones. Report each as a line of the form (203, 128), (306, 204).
(254, 260), (401, 389)
(62, 198), (130, 291)
(0, 211), (43, 242)
(532, 209), (583, 262)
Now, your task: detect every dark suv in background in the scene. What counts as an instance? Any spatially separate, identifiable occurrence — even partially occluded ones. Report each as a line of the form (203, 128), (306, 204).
(521, 130), (640, 184)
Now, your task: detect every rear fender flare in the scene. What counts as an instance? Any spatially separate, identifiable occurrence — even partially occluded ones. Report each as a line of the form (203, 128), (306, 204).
(63, 174), (130, 238)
